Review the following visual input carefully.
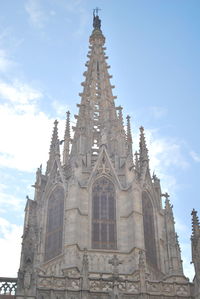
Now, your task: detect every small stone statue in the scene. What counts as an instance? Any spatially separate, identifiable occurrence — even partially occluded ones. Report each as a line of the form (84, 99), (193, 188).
(93, 9), (101, 30)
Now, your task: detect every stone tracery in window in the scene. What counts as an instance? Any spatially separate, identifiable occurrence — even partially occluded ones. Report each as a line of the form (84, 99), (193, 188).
(142, 191), (157, 267)
(44, 186), (64, 261)
(92, 177), (117, 249)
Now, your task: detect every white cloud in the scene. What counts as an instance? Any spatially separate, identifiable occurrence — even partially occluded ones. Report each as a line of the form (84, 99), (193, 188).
(181, 242), (195, 281)
(149, 106), (167, 119)
(190, 150), (200, 163)
(0, 80), (42, 105)
(0, 191), (24, 211)
(0, 49), (14, 72)
(25, 0), (46, 28)
(0, 79), (55, 172)
(132, 128), (189, 194)
(0, 103), (53, 172)
(52, 100), (68, 118)
(0, 217), (22, 277)
(62, 0), (89, 36)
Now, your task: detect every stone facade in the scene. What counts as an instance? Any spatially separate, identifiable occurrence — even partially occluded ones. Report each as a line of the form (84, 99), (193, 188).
(16, 13), (198, 299)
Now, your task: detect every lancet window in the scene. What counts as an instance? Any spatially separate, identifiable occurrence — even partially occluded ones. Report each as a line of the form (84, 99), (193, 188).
(142, 191), (157, 267)
(92, 177), (117, 249)
(44, 186), (64, 261)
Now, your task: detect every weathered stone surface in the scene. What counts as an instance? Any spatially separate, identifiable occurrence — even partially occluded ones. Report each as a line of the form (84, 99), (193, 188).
(16, 12), (196, 299)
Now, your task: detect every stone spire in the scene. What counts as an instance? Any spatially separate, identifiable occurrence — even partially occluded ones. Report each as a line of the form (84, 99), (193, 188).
(139, 126), (149, 182)
(46, 120), (60, 174)
(126, 115), (133, 160)
(139, 126), (148, 162)
(118, 106), (125, 135)
(63, 111), (71, 165)
(164, 194), (183, 275)
(191, 209), (200, 240)
(70, 13), (127, 168)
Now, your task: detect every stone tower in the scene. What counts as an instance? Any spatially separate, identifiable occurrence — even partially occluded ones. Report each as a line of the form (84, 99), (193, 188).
(16, 12), (195, 299)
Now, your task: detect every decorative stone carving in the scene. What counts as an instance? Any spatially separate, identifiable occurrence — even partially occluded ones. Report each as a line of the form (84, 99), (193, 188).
(126, 282), (139, 293)
(101, 281), (112, 292)
(176, 285), (188, 296)
(38, 277), (52, 288)
(68, 279), (80, 290)
(54, 278), (65, 288)
(90, 280), (101, 291)
(108, 255), (123, 278)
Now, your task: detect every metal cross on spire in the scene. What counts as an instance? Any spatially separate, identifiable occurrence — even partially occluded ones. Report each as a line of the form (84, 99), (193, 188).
(93, 7), (101, 16)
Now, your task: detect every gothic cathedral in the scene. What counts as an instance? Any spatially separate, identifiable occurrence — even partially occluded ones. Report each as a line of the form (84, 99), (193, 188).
(16, 13), (200, 299)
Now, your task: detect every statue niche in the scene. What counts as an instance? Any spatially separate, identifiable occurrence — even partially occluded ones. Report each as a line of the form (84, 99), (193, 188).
(44, 186), (64, 261)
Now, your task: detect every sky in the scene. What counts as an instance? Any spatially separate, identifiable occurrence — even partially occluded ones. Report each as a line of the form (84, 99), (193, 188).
(0, 0), (199, 280)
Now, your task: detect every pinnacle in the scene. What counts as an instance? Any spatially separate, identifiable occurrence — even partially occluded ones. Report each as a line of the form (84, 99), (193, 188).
(63, 111), (71, 165)
(50, 119), (59, 149)
(191, 209), (200, 237)
(126, 115), (133, 143)
(139, 126), (149, 162)
(46, 119), (60, 174)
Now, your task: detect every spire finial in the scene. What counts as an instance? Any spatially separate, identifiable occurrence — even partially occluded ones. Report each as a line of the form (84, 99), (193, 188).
(93, 7), (101, 30)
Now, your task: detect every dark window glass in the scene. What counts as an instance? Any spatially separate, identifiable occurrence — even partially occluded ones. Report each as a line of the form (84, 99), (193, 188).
(92, 177), (117, 249)
(44, 187), (64, 261)
(142, 192), (157, 267)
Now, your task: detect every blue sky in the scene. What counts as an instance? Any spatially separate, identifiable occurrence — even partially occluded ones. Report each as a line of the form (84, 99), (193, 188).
(0, 0), (199, 279)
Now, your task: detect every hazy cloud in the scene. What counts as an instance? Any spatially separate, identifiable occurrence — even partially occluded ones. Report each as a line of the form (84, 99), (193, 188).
(149, 106), (167, 119)
(190, 150), (200, 163)
(52, 100), (68, 118)
(0, 80), (42, 105)
(0, 217), (22, 276)
(25, 0), (46, 28)
(0, 49), (15, 72)
(132, 127), (189, 196)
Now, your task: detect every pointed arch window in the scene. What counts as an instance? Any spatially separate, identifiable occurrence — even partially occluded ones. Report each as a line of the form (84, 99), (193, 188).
(44, 186), (64, 261)
(92, 177), (117, 249)
(142, 191), (157, 267)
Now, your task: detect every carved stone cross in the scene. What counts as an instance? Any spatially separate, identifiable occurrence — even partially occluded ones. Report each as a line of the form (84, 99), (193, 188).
(98, 157), (110, 174)
(161, 192), (170, 199)
(109, 255), (123, 276)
